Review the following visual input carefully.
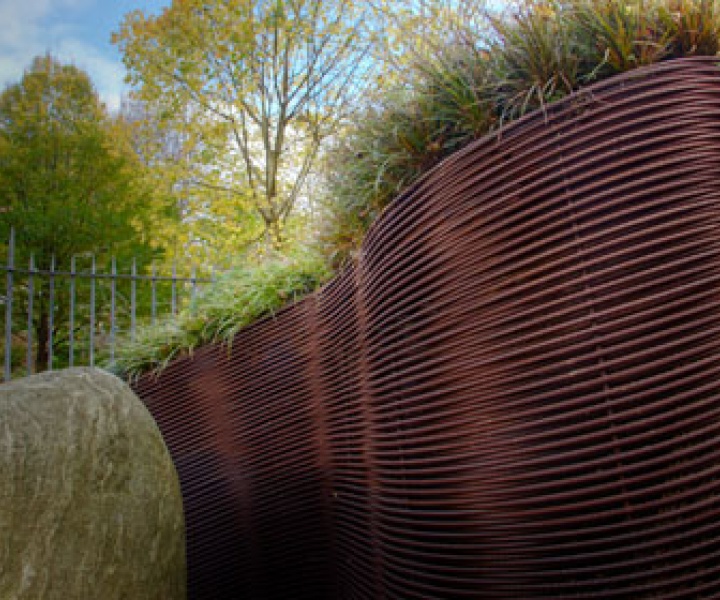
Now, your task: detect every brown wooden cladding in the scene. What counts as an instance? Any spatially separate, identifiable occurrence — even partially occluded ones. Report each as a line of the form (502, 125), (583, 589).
(133, 57), (720, 599)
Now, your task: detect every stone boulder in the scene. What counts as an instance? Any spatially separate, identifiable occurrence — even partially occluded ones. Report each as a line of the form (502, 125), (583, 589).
(0, 367), (186, 599)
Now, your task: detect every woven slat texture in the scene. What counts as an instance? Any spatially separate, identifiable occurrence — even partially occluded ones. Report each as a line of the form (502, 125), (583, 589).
(133, 57), (720, 599)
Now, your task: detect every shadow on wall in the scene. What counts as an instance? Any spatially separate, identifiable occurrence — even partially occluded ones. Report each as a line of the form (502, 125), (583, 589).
(134, 57), (720, 599)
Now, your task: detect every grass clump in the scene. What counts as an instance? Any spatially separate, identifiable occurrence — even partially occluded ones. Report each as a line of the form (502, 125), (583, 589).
(109, 248), (331, 380)
(320, 0), (720, 266)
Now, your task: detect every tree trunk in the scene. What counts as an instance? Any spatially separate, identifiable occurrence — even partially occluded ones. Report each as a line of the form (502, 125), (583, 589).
(269, 219), (283, 250)
(260, 207), (284, 250)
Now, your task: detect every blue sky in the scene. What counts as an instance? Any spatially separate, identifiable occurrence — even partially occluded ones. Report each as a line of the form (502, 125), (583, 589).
(0, 0), (508, 113)
(0, 0), (171, 111)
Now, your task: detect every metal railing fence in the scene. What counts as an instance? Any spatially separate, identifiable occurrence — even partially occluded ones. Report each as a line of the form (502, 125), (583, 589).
(1, 229), (216, 381)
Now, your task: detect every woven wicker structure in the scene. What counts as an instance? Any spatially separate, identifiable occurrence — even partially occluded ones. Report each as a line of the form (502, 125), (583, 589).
(134, 57), (720, 599)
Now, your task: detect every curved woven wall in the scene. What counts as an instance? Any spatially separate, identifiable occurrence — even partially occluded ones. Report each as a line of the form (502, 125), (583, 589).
(133, 57), (720, 599)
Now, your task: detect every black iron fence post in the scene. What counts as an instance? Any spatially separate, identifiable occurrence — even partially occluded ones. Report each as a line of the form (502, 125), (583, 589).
(26, 254), (34, 375)
(69, 256), (75, 368)
(1, 231), (216, 382)
(48, 255), (55, 371)
(4, 229), (14, 382)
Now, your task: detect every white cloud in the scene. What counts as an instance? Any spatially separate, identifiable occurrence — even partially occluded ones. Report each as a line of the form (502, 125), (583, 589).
(55, 38), (126, 111)
(0, 0), (125, 111)
(0, 0), (49, 83)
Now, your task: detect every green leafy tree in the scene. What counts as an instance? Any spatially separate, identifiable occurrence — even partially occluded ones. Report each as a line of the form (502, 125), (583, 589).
(0, 54), (158, 368)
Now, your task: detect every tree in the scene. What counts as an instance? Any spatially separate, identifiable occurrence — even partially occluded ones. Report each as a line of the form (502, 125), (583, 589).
(117, 95), (264, 269)
(0, 54), (157, 367)
(113, 0), (374, 247)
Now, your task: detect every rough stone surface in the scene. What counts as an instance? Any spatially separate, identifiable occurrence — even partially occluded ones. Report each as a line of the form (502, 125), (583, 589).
(0, 367), (186, 599)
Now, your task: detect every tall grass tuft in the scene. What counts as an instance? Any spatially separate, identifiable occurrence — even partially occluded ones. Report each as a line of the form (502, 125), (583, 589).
(668, 0), (720, 56)
(320, 0), (720, 267)
(488, 1), (587, 122)
(109, 248), (331, 380)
